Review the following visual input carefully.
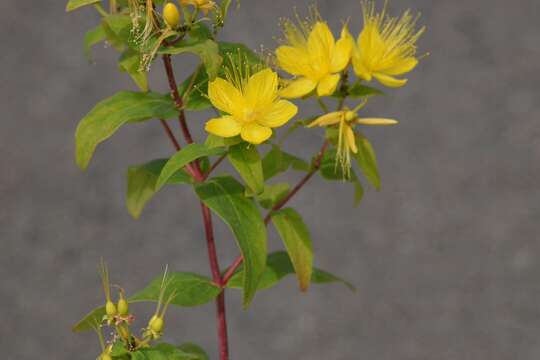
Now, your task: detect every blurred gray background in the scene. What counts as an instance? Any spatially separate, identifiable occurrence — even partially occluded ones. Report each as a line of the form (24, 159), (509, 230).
(1, 0), (540, 359)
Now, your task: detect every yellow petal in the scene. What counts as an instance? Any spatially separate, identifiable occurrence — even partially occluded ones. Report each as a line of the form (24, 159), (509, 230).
(345, 125), (358, 154)
(240, 123), (272, 144)
(308, 112), (343, 128)
(208, 78), (245, 116)
(307, 22), (334, 76)
(276, 46), (311, 76)
(352, 54), (372, 81)
(355, 118), (398, 126)
(317, 73), (340, 97)
(330, 25), (353, 73)
(384, 57), (419, 76)
(205, 116), (242, 138)
(373, 72), (408, 88)
(259, 100), (297, 128)
(280, 77), (317, 99)
(244, 68), (278, 111)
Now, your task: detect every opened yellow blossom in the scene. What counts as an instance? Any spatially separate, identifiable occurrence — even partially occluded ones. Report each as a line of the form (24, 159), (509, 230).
(352, 1), (425, 88)
(276, 18), (353, 98)
(181, 0), (216, 15)
(308, 106), (397, 175)
(205, 68), (298, 145)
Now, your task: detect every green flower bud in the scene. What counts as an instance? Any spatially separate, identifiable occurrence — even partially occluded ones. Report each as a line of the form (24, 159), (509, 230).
(163, 3), (181, 29)
(149, 315), (164, 333)
(117, 298), (129, 316)
(105, 301), (117, 317)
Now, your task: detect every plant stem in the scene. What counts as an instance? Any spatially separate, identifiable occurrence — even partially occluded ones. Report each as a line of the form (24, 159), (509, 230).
(161, 54), (230, 360)
(222, 140), (330, 285)
(162, 54), (195, 145)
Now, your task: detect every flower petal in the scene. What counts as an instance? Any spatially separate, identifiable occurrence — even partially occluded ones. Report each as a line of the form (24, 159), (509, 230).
(259, 100), (297, 128)
(280, 77), (318, 99)
(317, 73), (340, 96)
(308, 112), (343, 128)
(240, 123), (273, 144)
(276, 46), (311, 76)
(330, 25), (353, 73)
(352, 54), (373, 81)
(355, 118), (398, 126)
(245, 68), (278, 111)
(208, 78), (245, 116)
(383, 57), (419, 76)
(373, 72), (408, 88)
(307, 22), (334, 75)
(205, 116), (242, 138)
(345, 125), (358, 154)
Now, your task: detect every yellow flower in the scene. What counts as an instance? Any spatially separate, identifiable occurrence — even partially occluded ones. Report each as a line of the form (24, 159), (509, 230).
(352, 1), (425, 88)
(205, 68), (298, 145)
(181, 0), (216, 15)
(308, 106), (397, 175)
(276, 17), (353, 98)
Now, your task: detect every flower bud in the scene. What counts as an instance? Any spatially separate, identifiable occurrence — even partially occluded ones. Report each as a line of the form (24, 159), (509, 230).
(105, 300), (117, 317)
(117, 298), (129, 316)
(163, 3), (181, 29)
(149, 315), (164, 333)
(100, 354), (112, 360)
(345, 111), (356, 122)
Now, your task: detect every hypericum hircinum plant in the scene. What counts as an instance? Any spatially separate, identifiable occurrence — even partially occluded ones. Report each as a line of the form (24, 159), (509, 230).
(67, 0), (425, 359)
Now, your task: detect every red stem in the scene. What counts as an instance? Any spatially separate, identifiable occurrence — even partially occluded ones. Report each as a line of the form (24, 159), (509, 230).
(161, 55), (229, 360)
(162, 55), (194, 144)
(222, 141), (330, 285)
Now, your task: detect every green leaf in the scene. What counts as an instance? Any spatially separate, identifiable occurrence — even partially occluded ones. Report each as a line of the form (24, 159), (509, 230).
(132, 343), (201, 360)
(256, 183), (290, 209)
(161, 39), (222, 80)
(205, 134), (242, 149)
(75, 91), (178, 170)
(111, 342), (129, 358)
(84, 24), (106, 61)
(195, 176), (267, 307)
(262, 145), (309, 180)
(226, 251), (355, 292)
(72, 306), (106, 332)
(271, 208), (313, 291)
(348, 83), (384, 97)
(127, 159), (192, 219)
(119, 50), (148, 91)
(155, 144), (225, 190)
(130, 272), (221, 307)
(332, 82), (384, 99)
(189, 24), (213, 41)
(354, 133), (381, 190)
(218, 42), (262, 66)
(177, 343), (208, 360)
(228, 143), (264, 194)
(101, 14), (133, 50)
(66, 0), (100, 11)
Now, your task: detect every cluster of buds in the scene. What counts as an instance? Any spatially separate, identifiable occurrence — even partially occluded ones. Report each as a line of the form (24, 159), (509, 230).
(129, 0), (218, 71)
(94, 261), (175, 358)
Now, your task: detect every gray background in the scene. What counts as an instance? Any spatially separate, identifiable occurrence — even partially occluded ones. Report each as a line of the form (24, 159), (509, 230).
(1, 0), (539, 359)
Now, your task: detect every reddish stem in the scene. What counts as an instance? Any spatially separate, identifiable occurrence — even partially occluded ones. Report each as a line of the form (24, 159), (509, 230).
(161, 55), (229, 360)
(162, 54), (194, 144)
(204, 153), (227, 180)
(222, 141), (330, 285)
